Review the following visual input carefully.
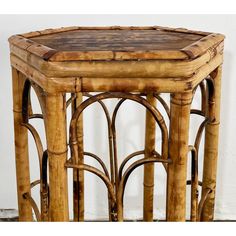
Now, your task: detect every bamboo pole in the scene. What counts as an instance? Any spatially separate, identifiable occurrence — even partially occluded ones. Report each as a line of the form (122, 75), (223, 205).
(71, 93), (84, 221)
(201, 66), (222, 221)
(143, 93), (156, 221)
(167, 92), (192, 221)
(45, 93), (69, 221)
(12, 68), (33, 221)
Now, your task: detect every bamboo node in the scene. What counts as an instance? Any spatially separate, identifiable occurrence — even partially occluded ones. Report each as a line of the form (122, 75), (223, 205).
(47, 148), (68, 155)
(143, 183), (154, 188)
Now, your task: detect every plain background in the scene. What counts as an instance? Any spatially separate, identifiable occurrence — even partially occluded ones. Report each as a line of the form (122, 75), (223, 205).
(0, 14), (236, 221)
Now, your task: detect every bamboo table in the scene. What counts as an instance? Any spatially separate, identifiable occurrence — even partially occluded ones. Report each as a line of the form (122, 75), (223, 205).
(9, 26), (224, 222)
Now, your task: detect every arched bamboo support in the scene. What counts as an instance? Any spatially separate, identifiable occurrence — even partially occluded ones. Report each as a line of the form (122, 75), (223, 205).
(117, 155), (172, 221)
(68, 92), (117, 221)
(21, 79), (49, 221)
(153, 93), (170, 118)
(198, 188), (212, 221)
(22, 123), (43, 171)
(118, 150), (145, 180)
(83, 152), (110, 178)
(23, 193), (41, 221)
(30, 180), (40, 188)
(65, 161), (116, 203)
(69, 92), (168, 221)
(29, 114), (44, 119)
(82, 93), (115, 220)
(83, 93), (114, 185)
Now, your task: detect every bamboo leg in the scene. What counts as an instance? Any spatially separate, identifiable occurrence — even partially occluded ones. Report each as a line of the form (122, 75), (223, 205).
(12, 68), (33, 221)
(45, 93), (69, 221)
(167, 92), (192, 221)
(71, 93), (84, 221)
(201, 66), (222, 221)
(143, 93), (156, 221)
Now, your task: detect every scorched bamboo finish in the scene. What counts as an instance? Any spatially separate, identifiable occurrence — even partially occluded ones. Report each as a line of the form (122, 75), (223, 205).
(9, 26), (225, 222)
(12, 68), (33, 221)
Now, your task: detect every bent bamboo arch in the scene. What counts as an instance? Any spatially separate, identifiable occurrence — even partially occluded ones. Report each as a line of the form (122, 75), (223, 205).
(21, 79), (49, 221)
(68, 92), (170, 221)
(69, 92), (168, 161)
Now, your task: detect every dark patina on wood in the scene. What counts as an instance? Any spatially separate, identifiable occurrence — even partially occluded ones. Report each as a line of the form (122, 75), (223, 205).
(9, 26), (224, 222)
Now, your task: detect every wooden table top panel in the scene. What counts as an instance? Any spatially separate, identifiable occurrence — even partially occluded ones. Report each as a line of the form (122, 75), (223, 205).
(9, 27), (225, 93)
(30, 30), (203, 52)
(9, 26), (225, 61)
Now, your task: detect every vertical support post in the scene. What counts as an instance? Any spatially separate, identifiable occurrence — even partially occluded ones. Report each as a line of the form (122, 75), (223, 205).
(12, 68), (33, 221)
(143, 93), (156, 221)
(45, 93), (69, 221)
(201, 66), (222, 221)
(190, 147), (198, 222)
(167, 92), (192, 221)
(71, 93), (84, 221)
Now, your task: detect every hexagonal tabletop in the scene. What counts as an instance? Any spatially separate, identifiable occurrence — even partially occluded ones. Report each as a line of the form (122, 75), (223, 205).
(9, 26), (224, 61)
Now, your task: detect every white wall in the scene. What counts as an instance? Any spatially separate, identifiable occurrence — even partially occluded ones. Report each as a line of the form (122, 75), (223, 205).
(0, 14), (235, 220)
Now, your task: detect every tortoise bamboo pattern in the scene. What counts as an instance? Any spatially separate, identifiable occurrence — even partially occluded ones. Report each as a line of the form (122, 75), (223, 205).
(10, 26), (224, 221)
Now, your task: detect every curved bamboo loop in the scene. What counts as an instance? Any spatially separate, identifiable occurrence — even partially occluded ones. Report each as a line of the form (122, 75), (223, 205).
(118, 150), (145, 180)
(65, 161), (116, 203)
(29, 177), (49, 221)
(153, 150), (168, 172)
(66, 93), (77, 108)
(111, 96), (169, 186)
(70, 93), (168, 155)
(30, 180), (40, 189)
(194, 118), (209, 152)
(22, 79), (49, 221)
(206, 76), (215, 104)
(69, 92), (169, 221)
(69, 92), (168, 190)
(198, 188), (212, 221)
(23, 192), (41, 221)
(22, 123), (43, 170)
(191, 80), (207, 116)
(118, 150), (168, 180)
(83, 93), (114, 185)
(22, 79), (31, 123)
(28, 114), (44, 119)
(22, 80), (48, 182)
(153, 93), (170, 118)
(83, 93), (115, 220)
(117, 155), (172, 221)
(83, 152), (110, 178)
(191, 109), (205, 117)
(110, 98), (126, 192)
(199, 81), (207, 114)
